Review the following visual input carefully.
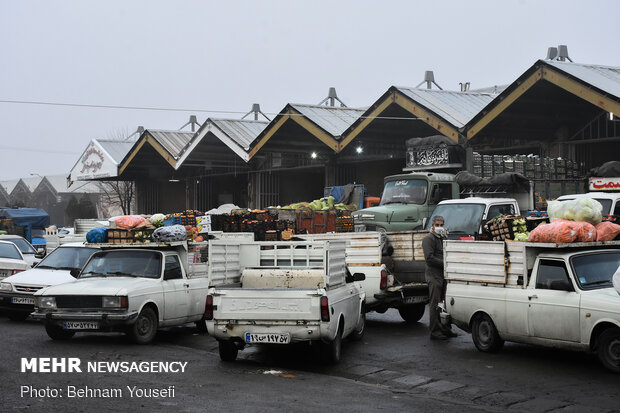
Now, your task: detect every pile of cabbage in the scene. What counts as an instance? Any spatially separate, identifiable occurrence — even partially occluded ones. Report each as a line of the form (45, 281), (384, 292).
(547, 198), (603, 225)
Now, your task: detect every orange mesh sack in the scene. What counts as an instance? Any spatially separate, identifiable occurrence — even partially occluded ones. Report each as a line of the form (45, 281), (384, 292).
(115, 215), (146, 229)
(574, 221), (596, 242)
(528, 220), (578, 243)
(595, 222), (620, 242)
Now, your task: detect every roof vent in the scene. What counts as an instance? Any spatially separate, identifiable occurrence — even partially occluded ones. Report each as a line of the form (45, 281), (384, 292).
(179, 115), (202, 132)
(242, 103), (271, 121)
(557, 45), (573, 62)
(459, 82), (470, 92)
(318, 87), (347, 107)
(546, 47), (558, 60)
(125, 125), (145, 141)
(416, 70), (443, 90)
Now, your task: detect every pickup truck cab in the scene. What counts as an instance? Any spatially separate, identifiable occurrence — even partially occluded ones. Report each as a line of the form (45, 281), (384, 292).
(0, 243), (99, 321)
(444, 240), (620, 372)
(206, 239), (365, 364)
(32, 242), (210, 344)
(424, 197), (520, 238)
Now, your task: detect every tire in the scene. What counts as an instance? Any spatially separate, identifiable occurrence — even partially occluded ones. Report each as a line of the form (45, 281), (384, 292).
(45, 323), (75, 341)
(471, 313), (504, 353)
(218, 340), (238, 362)
(195, 319), (208, 334)
(398, 303), (425, 323)
(127, 306), (158, 344)
(597, 328), (620, 373)
(8, 311), (30, 321)
(351, 311), (365, 341)
(322, 324), (343, 364)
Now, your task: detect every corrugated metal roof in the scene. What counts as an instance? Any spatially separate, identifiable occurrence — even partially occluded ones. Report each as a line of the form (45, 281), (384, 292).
(211, 119), (268, 149)
(96, 140), (135, 164)
(289, 104), (366, 138)
(21, 177), (42, 192)
(148, 130), (195, 159)
(544, 60), (620, 99)
(395, 88), (498, 128)
(0, 180), (20, 194)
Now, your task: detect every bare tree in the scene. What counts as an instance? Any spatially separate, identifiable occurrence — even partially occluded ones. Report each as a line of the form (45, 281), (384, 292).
(97, 180), (135, 216)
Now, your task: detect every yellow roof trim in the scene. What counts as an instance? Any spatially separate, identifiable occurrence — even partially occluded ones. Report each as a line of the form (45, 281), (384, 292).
(248, 112), (290, 159)
(118, 132), (176, 175)
(467, 67), (543, 140)
(338, 93), (395, 151)
(119, 137), (148, 175)
(542, 67), (620, 118)
(289, 111), (339, 151)
(393, 93), (459, 142)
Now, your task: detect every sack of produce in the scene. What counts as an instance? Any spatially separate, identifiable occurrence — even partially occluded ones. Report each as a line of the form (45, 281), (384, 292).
(150, 213), (166, 228)
(574, 221), (597, 242)
(546, 200), (564, 221)
(528, 220), (578, 243)
(546, 198), (603, 225)
(595, 221), (620, 242)
(86, 227), (108, 243)
(152, 224), (187, 242)
(115, 215), (146, 229)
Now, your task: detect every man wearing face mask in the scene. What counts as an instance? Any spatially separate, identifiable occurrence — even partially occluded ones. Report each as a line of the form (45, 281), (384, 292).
(422, 216), (457, 340)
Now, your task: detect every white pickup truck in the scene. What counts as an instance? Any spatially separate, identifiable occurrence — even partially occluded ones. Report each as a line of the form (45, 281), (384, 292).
(205, 239), (366, 364)
(444, 239), (620, 372)
(32, 242), (210, 344)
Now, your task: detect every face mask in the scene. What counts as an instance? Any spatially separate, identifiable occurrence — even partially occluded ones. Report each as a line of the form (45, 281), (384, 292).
(434, 227), (445, 235)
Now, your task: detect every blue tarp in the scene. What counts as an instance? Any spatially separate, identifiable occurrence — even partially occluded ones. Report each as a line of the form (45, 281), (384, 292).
(0, 208), (50, 243)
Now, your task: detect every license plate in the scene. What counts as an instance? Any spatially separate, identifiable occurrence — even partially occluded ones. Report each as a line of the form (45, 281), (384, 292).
(63, 321), (99, 330)
(11, 297), (35, 305)
(245, 333), (290, 344)
(403, 296), (426, 304)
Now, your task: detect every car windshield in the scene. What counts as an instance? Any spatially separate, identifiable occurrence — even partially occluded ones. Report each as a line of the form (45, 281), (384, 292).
(425, 203), (486, 235)
(36, 247), (100, 270)
(559, 197), (612, 216)
(0, 243), (22, 260)
(380, 179), (427, 205)
(571, 251), (620, 290)
(80, 250), (162, 279)
(1, 238), (36, 254)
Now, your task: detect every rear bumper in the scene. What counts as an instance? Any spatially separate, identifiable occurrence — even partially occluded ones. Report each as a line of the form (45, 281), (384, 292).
(369, 283), (429, 310)
(208, 320), (324, 343)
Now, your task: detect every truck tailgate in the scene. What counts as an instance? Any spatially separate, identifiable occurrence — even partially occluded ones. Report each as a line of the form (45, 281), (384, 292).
(214, 289), (319, 321)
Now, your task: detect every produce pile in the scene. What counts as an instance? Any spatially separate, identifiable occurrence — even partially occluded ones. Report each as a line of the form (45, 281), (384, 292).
(547, 198), (603, 225)
(484, 215), (529, 241)
(277, 196), (358, 212)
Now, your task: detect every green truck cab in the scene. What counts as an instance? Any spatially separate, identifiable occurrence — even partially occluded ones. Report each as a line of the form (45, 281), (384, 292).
(352, 172), (458, 232)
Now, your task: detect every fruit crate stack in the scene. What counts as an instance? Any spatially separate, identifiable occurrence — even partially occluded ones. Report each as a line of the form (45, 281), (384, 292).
(335, 216), (354, 232)
(105, 228), (154, 244)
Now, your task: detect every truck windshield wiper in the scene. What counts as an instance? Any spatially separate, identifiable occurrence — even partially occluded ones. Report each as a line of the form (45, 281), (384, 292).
(581, 279), (612, 286)
(106, 272), (135, 277)
(80, 271), (107, 278)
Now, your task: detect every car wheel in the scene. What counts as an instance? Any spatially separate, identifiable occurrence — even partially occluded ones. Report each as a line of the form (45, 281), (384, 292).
(597, 328), (620, 373)
(218, 341), (238, 362)
(195, 320), (208, 334)
(322, 324), (343, 364)
(45, 323), (75, 340)
(127, 306), (158, 344)
(398, 303), (425, 323)
(472, 313), (504, 353)
(351, 311), (365, 341)
(8, 311), (30, 321)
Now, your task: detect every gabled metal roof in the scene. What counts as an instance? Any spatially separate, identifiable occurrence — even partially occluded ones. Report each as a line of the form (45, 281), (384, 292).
(210, 119), (267, 149)
(289, 104), (366, 138)
(0, 179), (20, 194)
(21, 177), (42, 192)
(147, 130), (195, 160)
(394, 88), (498, 128)
(544, 60), (620, 99)
(96, 140), (135, 164)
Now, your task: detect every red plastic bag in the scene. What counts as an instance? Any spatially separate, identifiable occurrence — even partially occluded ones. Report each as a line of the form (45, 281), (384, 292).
(528, 220), (578, 243)
(595, 221), (620, 242)
(115, 215), (145, 229)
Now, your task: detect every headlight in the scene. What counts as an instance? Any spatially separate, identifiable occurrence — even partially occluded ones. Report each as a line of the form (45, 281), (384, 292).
(102, 296), (128, 308)
(37, 297), (57, 309)
(0, 282), (12, 292)
(360, 214), (375, 220)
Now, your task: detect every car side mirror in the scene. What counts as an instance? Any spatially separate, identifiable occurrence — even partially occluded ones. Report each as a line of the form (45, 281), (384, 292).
(70, 269), (80, 278)
(347, 272), (366, 282)
(35, 248), (46, 259)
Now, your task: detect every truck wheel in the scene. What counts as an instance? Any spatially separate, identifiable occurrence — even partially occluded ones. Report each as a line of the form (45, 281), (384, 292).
(472, 314), (504, 353)
(127, 307), (158, 344)
(8, 311), (30, 321)
(322, 325), (343, 364)
(195, 320), (208, 334)
(398, 303), (425, 323)
(597, 328), (620, 373)
(218, 341), (238, 362)
(45, 323), (75, 340)
(351, 311), (365, 341)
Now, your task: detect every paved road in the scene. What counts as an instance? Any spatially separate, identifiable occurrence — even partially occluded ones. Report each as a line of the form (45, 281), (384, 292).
(2, 308), (619, 412)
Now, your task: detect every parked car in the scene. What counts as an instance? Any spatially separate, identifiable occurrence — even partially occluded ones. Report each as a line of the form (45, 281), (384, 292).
(0, 235), (45, 267)
(0, 243), (100, 321)
(0, 241), (29, 282)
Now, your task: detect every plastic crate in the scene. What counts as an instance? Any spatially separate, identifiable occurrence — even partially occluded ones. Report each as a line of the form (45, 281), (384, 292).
(105, 228), (154, 244)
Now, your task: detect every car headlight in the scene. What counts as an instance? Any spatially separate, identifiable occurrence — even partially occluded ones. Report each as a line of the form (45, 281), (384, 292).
(0, 282), (12, 292)
(102, 296), (128, 308)
(37, 297), (57, 309)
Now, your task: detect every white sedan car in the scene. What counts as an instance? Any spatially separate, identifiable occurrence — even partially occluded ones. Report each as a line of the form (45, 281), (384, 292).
(0, 241), (29, 281)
